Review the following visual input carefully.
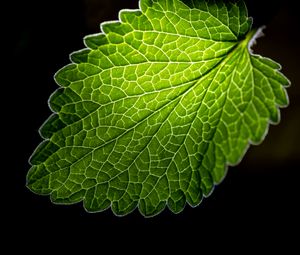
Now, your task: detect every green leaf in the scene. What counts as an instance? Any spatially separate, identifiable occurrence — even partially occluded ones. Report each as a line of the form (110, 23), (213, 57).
(27, 0), (290, 217)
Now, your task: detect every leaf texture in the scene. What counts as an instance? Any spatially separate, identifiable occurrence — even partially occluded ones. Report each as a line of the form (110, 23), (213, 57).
(27, 0), (290, 217)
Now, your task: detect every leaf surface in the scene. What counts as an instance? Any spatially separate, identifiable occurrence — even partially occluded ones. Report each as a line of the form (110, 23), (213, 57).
(27, 0), (289, 217)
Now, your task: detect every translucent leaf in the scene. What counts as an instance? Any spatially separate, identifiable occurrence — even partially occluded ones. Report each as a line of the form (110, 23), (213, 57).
(27, 0), (290, 217)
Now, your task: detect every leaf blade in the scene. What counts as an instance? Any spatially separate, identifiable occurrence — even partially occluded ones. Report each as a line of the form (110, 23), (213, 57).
(27, 0), (289, 217)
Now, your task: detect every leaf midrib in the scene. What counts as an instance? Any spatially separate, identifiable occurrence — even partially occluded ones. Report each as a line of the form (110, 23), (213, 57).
(32, 36), (250, 196)
(32, 27), (258, 200)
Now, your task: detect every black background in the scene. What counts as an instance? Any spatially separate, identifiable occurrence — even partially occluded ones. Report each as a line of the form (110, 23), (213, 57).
(7, 0), (300, 249)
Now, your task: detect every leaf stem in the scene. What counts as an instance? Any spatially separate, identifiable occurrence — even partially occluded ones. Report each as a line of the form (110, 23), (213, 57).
(243, 27), (265, 51)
